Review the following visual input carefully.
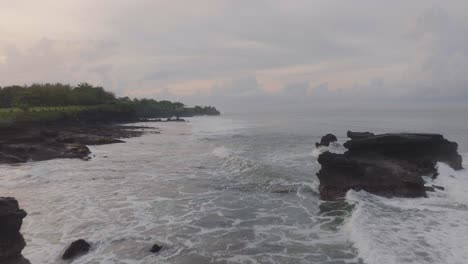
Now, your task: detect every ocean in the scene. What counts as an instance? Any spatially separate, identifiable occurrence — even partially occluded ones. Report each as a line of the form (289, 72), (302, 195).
(1, 107), (468, 264)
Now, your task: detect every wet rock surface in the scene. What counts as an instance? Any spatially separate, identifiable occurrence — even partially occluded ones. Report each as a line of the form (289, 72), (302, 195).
(346, 131), (375, 140)
(0, 197), (30, 264)
(150, 244), (162, 253)
(316, 132), (463, 200)
(0, 124), (149, 164)
(315, 133), (338, 147)
(62, 239), (91, 260)
(165, 117), (186, 122)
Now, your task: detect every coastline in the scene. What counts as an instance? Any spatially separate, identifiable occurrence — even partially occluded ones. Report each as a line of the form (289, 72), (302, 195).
(0, 121), (157, 165)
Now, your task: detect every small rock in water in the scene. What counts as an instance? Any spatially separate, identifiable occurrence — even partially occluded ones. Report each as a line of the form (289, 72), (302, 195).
(62, 239), (91, 260)
(315, 134), (338, 147)
(433, 185), (445, 191)
(150, 244), (162, 253)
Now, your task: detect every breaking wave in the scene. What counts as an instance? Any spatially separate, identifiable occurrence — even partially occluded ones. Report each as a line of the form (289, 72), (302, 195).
(346, 162), (468, 264)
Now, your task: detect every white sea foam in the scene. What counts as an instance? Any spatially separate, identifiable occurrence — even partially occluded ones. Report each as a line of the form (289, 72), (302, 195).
(2, 112), (466, 264)
(346, 161), (468, 264)
(190, 116), (249, 137)
(311, 142), (346, 159)
(212, 146), (231, 159)
(310, 148), (324, 158)
(211, 147), (259, 177)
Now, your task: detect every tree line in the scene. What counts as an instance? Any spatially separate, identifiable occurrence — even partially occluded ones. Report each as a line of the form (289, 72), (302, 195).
(0, 83), (116, 108)
(0, 83), (220, 118)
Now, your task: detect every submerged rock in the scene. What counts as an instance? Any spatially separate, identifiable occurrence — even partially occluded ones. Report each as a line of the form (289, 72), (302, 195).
(315, 134), (338, 147)
(150, 244), (162, 253)
(316, 132), (463, 200)
(62, 239), (91, 260)
(0, 197), (31, 264)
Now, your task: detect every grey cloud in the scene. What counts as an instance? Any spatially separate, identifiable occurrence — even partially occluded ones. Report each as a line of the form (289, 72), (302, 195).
(1, 1), (468, 112)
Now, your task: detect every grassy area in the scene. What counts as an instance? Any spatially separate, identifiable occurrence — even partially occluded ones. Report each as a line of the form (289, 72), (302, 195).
(0, 105), (90, 113)
(0, 105), (110, 126)
(0, 100), (219, 127)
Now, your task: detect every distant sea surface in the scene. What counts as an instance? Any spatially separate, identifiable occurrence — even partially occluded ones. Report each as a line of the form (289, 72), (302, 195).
(1, 107), (468, 264)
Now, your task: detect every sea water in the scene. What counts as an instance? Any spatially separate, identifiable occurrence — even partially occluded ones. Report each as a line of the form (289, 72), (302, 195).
(1, 107), (467, 264)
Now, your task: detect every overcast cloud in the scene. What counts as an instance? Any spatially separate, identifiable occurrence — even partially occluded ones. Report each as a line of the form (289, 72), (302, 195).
(1, 1), (468, 111)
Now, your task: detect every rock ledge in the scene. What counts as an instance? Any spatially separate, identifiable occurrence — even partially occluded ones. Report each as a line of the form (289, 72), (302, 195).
(316, 132), (463, 200)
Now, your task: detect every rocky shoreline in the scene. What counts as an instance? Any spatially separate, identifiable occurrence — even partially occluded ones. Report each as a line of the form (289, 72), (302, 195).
(0, 197), (30, 264)
(316, 131), (463, 200)
(0, 123), (156, 165)
(1, 197), (163, 263)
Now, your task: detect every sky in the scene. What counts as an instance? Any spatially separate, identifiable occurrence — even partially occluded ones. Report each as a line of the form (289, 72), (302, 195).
(1, 0), (468, 111)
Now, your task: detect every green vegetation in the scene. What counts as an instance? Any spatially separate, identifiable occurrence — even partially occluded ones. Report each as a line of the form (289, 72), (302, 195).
(0, 83), (220, 125)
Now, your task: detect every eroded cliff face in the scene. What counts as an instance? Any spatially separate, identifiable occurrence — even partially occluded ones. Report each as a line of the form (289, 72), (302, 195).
(316, 132), (463, 200)
(0, 197), (30, 264)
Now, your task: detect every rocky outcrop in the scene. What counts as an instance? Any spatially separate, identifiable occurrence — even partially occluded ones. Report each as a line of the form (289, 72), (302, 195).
(315, 134), (338, 147)
(58, 134), (124, 145)
(0, 142), (91, 163)
(0, 197), (31, 264)
(343, 133), (463, 170)
(165, 117), (186, 122)
(62, 239), (91, 260)
(316, 132), (463, 200)
(346, 131), (375, 139)
(0, 124), (148, 164)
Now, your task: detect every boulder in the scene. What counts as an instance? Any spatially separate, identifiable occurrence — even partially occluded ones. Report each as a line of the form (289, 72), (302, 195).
(150, 244), (162, 253)
(0, 197), (30, 264)
(315, 134), (338, 147)
(62, 239), (91, 260)
(316, 132), (463, 200)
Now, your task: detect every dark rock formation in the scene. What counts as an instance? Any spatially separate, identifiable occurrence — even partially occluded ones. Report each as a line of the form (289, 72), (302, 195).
(62, 239), (91, 260)
(0, 124), (148, 164)
(346, 131), (375, 139)
(0, 152), (25, 163)
(315, 134), (338, 147)
(165, 117), (186, 122)
(150, 244), (162, 253)
(426, 185), (445, 192)
(343, 133), (463, 170)
(0, 142), (91, 163)
(58, 134), (124, 145)
(316, 132), (463, 200)
(0, 197), (31, 264)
